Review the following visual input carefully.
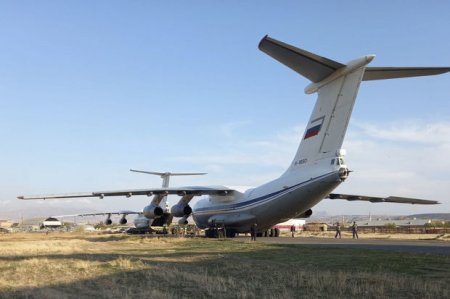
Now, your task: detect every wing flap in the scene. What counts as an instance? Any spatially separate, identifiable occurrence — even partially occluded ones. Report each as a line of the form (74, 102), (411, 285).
(18, 186), (234, 200)
(327, 193), (439, 205)
(52, 211), (141, 218)
(18, 193), (95, 200)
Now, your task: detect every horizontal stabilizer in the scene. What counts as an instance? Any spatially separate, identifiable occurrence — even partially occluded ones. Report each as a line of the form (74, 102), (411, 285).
(363, 67), (450, 81)
(258, 35), (344, 83)
(327, 193), (439, 205)
(130, 169), (207, 176)
(259, 35), (450, 83)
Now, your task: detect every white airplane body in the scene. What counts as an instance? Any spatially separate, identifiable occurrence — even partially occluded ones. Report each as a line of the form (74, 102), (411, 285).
(19, 36), (448, 237)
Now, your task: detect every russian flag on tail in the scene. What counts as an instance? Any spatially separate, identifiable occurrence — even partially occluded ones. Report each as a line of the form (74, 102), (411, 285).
(304, 116), (325, 140)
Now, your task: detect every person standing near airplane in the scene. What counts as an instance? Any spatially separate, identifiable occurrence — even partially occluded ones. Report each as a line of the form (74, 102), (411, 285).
(290, 224), (296, 238)
(352, 221), (359, 239)
(335, 222), (341, 239)
(250, 223), (257, 241)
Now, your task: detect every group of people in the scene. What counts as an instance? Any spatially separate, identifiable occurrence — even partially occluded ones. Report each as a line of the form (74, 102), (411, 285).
(335, 221), (358, 239)
(248, 221), (358, 241)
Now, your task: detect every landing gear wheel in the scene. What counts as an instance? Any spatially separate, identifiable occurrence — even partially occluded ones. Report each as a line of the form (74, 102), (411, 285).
(226, 230), (236, 238)
(270, 228), (275, 237)
(274, 228), (280, 237)
(205, 228), (218, 238)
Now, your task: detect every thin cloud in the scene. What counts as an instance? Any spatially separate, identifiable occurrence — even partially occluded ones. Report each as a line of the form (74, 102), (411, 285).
(220, 120), (252, 137)
(352, 120), (450, 145)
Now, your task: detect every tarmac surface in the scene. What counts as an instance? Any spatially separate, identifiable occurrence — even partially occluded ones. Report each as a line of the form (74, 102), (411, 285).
(235, 236), (450, 255)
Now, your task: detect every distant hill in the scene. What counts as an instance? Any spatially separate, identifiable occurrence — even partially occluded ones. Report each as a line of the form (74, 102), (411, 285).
(407, 213), (450, 220)
(0, 199), (100, 221)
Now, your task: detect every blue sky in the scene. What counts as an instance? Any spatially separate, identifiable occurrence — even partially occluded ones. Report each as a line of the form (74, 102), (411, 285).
(1, 1), (449, 218)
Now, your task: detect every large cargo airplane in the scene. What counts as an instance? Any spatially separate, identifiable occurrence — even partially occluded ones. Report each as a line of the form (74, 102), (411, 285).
(19, 36), (449, 237)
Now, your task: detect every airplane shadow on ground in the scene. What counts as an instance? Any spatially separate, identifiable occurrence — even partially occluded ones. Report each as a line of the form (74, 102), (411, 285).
(0, 246), (281, 299)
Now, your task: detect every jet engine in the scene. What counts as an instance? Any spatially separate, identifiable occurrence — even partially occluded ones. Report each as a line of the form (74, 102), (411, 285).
(170, 203), (192, 218)
(295, 209), (313, 218)
(143, 204), (164, 219)
(178, 215), (189, 225)
(134, 215), (150, 229)
(119, 216), (127, 225)
(105, 217), (113, 225)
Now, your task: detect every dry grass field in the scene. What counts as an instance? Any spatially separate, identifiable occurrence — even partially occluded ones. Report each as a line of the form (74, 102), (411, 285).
(287, 231), (450, 241)
(0, 232), (449, 299)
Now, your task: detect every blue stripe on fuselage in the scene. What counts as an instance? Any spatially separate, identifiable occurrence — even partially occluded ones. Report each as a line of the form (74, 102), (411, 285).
(194, 172), (334, 214)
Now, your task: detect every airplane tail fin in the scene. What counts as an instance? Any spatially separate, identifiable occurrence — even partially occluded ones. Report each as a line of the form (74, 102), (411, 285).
(258, 36), (450, 174)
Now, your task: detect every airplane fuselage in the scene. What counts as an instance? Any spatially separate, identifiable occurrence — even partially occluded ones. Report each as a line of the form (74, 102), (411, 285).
(193, 158), (348, 233)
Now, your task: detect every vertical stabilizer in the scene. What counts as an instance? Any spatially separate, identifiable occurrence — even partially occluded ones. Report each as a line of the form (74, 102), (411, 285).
(259, 36), (373, 174)
(289, 66), (366, 168)
(259, 36), (450, 175)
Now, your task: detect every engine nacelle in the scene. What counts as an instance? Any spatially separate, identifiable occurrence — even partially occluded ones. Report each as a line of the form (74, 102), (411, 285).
(134, 215), (150, 229)
(178, 215), (189, 225)
(143, 204), (164, 219)
(171, 204), (192, 217)
(119, 217), (127, 225)
(295, 209), (313, 219)
(105, 218), (113, 225)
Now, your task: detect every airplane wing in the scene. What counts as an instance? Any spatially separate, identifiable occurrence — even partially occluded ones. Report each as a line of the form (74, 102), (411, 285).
(327, 193), (439, 205)
(52, 211), (142, 218)
(83, 211), (141, 216)
(18, 186), (234, 200)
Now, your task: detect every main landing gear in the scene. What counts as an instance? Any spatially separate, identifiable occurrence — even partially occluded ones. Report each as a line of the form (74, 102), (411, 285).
(257, 228), (280, 237)
(205, 226), (237, 238)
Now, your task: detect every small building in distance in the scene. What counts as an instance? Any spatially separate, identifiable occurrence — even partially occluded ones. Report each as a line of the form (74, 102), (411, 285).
(0, 220), (19, 233)
(40, 217), (63, 229)
(351, 218), (448, 234)
(357, 218), (431, 228)
(0, 220), (18, 229)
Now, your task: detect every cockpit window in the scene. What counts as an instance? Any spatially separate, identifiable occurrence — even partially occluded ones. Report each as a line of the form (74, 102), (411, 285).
(338, 158), (345, 165)
(331, 159), (335, 165)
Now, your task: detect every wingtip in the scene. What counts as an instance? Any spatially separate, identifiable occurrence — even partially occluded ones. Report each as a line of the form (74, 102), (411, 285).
(258, 34), (270, 50)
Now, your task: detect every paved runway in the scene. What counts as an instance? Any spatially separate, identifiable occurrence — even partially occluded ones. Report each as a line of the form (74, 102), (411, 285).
(236, 236), (450, 255)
